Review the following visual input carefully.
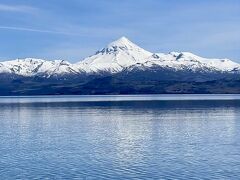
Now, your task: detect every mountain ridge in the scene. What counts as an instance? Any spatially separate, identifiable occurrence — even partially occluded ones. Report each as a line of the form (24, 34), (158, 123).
(1, 37), (240, 95)
(0, 36), (239, 77)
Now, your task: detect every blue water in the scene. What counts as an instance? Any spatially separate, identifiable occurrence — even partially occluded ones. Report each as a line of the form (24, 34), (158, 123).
(0, 95), (240, 179)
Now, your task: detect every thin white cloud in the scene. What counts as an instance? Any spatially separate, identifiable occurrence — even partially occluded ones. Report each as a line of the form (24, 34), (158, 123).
(0, 25), (133, 38)
(0, 4), (37, 13)
(0, 26), (82, 36)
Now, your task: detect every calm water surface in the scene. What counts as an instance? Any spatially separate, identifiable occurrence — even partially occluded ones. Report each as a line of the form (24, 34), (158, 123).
(0, 95), (240, 179)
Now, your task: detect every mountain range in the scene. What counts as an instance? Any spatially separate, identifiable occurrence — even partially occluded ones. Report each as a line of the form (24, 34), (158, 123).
(1, 37), (240, 95)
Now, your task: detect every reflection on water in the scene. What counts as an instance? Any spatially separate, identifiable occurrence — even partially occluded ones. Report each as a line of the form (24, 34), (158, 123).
(0, 95), (240, 179)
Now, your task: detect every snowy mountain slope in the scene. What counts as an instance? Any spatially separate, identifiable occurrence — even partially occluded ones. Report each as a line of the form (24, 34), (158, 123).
(0, 58), (79, 77)
(76, 36), (152, 73)
(77, 37), (240, 74)
(132, 52), (240, 72)
(0, 37), (239, 78)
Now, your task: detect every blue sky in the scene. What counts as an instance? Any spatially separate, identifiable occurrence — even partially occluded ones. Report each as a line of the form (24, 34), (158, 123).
(0, 0), (239, 62)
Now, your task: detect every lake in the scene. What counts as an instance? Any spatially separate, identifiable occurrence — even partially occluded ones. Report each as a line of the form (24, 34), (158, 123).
(0, 95), (240, 179)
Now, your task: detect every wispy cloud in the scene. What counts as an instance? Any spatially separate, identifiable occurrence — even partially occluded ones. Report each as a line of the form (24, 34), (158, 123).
(0, 26), (83, 36)
(0, 25), (132, 38)
(0, 4), (37, 13)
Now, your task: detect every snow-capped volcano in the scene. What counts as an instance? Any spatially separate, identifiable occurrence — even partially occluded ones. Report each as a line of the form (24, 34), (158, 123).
(76, 36), (240, 74)
(76, 36), (152, 73)
(1, 36), (240, 95)
(0, 36), (239, 77)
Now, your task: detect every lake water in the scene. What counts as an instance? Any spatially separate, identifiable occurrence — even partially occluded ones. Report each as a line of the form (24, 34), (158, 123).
(1, 95), (240, 179)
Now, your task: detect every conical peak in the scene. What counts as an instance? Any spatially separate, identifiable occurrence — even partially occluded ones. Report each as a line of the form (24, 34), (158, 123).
(107, 36), (139, 49)
(94, 36), (152, 56)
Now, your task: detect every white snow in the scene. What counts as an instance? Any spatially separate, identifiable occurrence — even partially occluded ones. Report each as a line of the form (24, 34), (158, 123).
(0, 37), (239, 76)
(0, 58), (79, 76)
(147, 52), (240, 72)
(76, 36), (152, 73)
